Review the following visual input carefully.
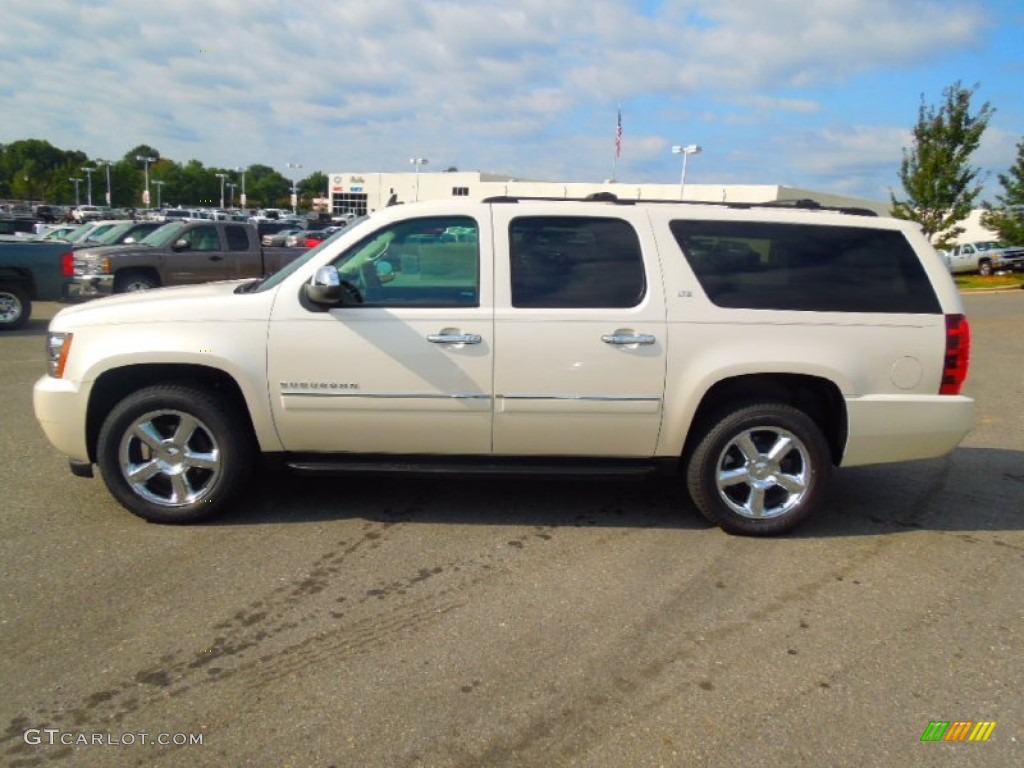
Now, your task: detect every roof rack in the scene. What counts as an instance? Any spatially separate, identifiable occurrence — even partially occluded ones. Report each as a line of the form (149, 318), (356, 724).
(479, 193), (878, 217)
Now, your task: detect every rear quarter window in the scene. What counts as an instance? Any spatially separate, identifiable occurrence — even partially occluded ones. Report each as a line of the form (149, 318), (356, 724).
(670, 220), (941, 314)
(225, 225), (251, 251)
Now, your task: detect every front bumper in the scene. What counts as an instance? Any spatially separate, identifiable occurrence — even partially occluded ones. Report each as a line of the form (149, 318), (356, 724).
(992, 258), (1024, 272)
(33, 374), (93, 464)
(66, 275), (114, 299)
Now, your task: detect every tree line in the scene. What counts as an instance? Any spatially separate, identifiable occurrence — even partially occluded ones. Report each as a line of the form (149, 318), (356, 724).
(0, 141), (329, 212)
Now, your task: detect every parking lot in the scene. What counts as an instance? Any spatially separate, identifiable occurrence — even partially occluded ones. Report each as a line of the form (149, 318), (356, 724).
(2, 294), (1022, 767)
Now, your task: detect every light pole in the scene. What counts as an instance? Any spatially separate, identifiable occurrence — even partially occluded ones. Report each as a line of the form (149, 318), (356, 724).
(286, 163), (303, 214)
(409, 157), (428, 201)
(671, 144), (702, 200)
(100, 161), (113, 206)
(227, 182), (238, 209)
(215, 173), (227, 209)
(81, 166), (96, 206)
(136, 155), (156, 208)
(69, 177), (83, 207)
(153, 180), (165, 210)
(235, 166), (247, 210)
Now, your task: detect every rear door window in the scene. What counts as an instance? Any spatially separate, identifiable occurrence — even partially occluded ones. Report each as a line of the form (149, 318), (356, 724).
(509, 216), (645, 308)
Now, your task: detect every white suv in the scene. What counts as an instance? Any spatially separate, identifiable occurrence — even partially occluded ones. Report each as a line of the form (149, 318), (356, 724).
(33, 196), (974, 535)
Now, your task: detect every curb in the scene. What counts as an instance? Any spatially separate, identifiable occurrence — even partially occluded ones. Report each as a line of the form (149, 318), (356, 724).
(957, 285), (1024, 293)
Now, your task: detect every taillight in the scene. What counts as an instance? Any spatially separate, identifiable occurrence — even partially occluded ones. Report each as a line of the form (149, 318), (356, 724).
(61, 251), (74, 277)
(940, 313), (970, 395)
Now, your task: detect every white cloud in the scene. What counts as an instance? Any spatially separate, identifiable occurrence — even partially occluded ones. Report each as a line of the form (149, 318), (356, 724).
(1, 0), (1009, 199)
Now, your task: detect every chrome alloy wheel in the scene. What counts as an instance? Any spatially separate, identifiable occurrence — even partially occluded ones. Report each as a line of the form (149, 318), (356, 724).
(715, 427), (810, 519)
(0, 291), (23, 322)
(118, 409), (222, 507)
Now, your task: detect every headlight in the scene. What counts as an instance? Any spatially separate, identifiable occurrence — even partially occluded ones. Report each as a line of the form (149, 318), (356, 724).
(46, 332), (73, 378)
(73, 258), (104, 276)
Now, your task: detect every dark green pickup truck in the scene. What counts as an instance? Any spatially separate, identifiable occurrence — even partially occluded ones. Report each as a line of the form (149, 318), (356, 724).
(0, 241), (74, 330)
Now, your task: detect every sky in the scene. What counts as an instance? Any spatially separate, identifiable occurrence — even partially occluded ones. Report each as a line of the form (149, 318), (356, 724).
(2, 0), (1022, 203)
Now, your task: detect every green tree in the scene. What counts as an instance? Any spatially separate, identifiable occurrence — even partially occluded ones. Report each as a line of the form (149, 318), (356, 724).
(246, 164), (290, 209)
(297, 171), (328, 210)
(0, 139), (88, 202)
(981, 137), (1024, 245)
(891, 81), (994, 247)
(123, 144), (161, 164)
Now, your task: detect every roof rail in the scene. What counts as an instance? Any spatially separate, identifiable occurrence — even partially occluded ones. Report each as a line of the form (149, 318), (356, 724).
(480, 193), (878, 216)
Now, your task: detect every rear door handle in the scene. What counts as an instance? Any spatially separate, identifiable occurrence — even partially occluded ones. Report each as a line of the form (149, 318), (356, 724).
(209, 255), (224, 261)
(427, 333), (482, 345)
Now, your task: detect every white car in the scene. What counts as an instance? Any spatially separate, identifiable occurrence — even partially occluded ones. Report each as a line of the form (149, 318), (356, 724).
(72, 205), (105, 223)
(262, 228), (304, 247)
(34, 196), (974, 535)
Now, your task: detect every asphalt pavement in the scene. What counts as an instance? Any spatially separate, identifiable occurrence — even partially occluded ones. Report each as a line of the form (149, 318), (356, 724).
(1, 294), (1021, 767)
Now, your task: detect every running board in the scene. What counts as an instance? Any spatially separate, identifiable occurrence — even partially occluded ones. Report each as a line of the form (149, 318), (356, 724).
(284, 454), (667, 478)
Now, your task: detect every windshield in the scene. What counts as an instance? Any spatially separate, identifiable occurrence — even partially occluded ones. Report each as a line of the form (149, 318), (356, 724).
(37, 226), (77, 242)
(139, 221), (189, 247)
(252, 215), (370, 292)
(65, 224), (99, 243)
(92, 222), (133, 244)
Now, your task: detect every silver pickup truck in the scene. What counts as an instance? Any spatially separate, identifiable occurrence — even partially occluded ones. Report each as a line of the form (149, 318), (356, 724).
(943, 240), (1024, 275)
(69, 220), (304, 296)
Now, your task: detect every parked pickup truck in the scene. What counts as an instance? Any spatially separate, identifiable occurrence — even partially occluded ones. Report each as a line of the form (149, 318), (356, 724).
(69, 220), (304, 296)
(943, 240), (1024, 275)
(0, 241), (74, 330)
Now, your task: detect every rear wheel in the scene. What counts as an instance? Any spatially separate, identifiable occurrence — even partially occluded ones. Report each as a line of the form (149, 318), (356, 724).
(686, 403), (831, 536)
(97, 383), (254, 523)
(0, 283), (31, 330)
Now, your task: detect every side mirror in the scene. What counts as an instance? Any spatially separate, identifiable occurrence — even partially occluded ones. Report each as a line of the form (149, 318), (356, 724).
(123, 236), (136, 244)
(172, 238), (191, 251)
(304, 265), (342, 305)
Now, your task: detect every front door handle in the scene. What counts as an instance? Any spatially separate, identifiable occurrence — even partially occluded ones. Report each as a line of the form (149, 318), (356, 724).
(601, 333), (656, 345)
(427, 332), (482, 345)
(208, 255), (224, 261)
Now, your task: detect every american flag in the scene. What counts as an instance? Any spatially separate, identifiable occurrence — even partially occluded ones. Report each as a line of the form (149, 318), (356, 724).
(615, 108), (623, 158)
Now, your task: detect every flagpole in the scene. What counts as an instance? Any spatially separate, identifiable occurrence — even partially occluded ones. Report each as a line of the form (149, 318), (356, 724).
(612, 105), (622, 181)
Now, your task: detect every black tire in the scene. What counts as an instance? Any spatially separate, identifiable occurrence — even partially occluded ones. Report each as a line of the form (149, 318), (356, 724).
(686, 403), (831, 536)
(0, 283), (31, 331)
(97, 383), (255, 523)
(114, 270), (159, 292)
(978, 259), (992, 276)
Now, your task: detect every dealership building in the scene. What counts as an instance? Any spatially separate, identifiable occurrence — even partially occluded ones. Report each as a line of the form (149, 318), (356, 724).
(326, 170), (893, 218)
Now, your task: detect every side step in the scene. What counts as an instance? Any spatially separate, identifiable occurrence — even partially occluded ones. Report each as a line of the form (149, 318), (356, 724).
(284, 454), (667, 478)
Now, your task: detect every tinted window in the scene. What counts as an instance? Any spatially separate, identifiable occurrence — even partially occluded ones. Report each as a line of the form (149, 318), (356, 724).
(670, 220), (941, 314)
(184, 225), (220, 252)
(510, 216), (645, 308)
(225, 225), (250, 251)
(331, 216), (479, 307)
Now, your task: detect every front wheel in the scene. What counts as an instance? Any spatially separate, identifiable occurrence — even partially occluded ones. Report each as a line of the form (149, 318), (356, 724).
(97, 384), (254, 523)
(978, 259), (993, 276)
(0, 283), (31, 330)
(114, 270), (159, 292)
(686, 403), (831, 536)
